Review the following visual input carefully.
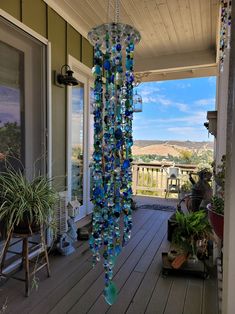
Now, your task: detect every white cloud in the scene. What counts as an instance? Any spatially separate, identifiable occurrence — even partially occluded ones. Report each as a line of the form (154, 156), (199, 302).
(208, 77), (216, 85)
(175, 82), (191, 89)
(142, 111), (206, 126)
(175, 103), (189, 112)
(141, 94), (190, 113)
(194, 98), (215, 106)
(167, 126), (196, 133)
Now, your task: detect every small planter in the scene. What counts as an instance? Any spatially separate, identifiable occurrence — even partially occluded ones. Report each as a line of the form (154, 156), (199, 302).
(208, 206), (224, 240)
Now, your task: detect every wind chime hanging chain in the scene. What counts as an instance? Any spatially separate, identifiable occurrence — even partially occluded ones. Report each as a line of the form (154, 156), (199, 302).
(114, 0), (120, 24)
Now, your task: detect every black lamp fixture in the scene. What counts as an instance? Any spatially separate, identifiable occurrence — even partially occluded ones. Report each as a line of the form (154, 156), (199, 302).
(56, 64), (78, 86)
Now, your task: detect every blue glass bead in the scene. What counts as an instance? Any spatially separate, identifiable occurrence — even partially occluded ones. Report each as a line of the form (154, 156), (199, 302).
(89, 236), (94, 246)
(104, 59), (111, 70)
(93, 187), (104, 198)
(115, 245), (121, 255)
(125, 110), (131, 117)
(123, 159), (130, 169)
(93, 151), (102, 162)
(103, 251), (108, 259)
(129, 43), (134, 51)
(94, 123), (102, 133)
(95, 65), (101, 75)
(126, 59), (133, 70)
(114, 128), (123, 140)
(117, 65), (123, 73)
(116, 43), (122, 51)
(96, 82), (102, 92)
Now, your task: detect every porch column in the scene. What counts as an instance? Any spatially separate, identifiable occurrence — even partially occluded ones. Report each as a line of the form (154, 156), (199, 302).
(223, 2), (235, 313)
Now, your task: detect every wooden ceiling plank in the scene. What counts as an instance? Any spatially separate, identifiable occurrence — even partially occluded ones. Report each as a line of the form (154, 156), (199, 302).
(188, 0), (205, 48)
(65, 0), (101, 29)
(199, 0), (212, 48)
(157, 2), (181, 53)
(178, 0), (195, 46)
(166, 0), (192, 51)
(120, 0), (161, 57)
(210, 0), (220, 48)
(144, 0), (173, 52)
(82, 0), (107, 25)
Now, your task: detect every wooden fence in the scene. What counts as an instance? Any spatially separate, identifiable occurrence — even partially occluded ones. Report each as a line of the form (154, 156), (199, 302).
(132, 162), (198, 197)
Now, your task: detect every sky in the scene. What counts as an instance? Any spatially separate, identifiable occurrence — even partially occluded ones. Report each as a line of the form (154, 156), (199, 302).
(133, 76), (216, 142)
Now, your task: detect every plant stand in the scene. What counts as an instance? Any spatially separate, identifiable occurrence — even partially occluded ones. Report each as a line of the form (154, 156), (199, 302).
(162, 252), (208, 279)
(0, 230), (50, 296)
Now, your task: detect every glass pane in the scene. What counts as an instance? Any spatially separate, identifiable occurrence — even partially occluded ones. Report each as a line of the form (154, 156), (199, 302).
(0, 41), (24, 171)
(71, 83), (84, 204)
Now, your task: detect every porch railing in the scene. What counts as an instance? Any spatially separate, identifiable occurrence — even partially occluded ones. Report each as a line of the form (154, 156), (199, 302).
(132, 162), (197, 197)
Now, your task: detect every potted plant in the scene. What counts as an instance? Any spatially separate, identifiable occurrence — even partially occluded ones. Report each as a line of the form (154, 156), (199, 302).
(0, 168), (58, 236)
(207, 196), (224, 240)
(170, 210), (211, 268)
(207, 155), (225, 240)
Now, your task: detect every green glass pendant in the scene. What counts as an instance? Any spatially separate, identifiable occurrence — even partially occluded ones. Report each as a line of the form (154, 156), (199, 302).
(104, 281), (118, 305)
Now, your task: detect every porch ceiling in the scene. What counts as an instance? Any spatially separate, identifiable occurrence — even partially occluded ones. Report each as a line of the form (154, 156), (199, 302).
(45, 0), (220, 81)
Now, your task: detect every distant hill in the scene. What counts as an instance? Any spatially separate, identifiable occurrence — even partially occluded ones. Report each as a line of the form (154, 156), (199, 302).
(133, 140), (213, 156)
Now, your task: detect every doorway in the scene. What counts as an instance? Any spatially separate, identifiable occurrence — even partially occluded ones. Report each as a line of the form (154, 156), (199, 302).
(67, 56), (94, 221)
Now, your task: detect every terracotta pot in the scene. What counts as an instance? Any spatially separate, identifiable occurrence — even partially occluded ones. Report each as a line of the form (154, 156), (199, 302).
(208, 205), (224, 240)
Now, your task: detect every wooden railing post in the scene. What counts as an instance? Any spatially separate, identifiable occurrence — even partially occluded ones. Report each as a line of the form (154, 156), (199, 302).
(132, 164), (138, 195)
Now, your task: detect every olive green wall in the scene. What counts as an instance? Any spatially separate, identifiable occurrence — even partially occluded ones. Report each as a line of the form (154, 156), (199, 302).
(0, 0), (93, 187)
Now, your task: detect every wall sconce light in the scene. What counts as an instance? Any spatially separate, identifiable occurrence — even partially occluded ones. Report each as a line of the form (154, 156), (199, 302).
(56, 64), (78, 87)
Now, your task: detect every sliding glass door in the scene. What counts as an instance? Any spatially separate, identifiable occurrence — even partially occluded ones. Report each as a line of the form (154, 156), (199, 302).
(0, 18), (47, 242)
(0, 18), (46, 177)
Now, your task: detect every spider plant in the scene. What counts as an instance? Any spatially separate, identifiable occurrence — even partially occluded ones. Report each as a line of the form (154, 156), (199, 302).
(0, 168), (58, 234)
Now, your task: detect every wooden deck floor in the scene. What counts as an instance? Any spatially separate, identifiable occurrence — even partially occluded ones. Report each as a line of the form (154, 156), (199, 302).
(0, 197), (218, 314)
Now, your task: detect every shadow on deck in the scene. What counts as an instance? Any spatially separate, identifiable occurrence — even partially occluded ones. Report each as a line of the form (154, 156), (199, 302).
(0, 197), (218, 314)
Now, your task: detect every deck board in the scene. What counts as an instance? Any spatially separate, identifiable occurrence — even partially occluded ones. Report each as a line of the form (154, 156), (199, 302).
(0, 197), (218, 314)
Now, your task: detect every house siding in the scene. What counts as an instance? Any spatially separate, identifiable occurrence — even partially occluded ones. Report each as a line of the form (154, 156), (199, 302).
(0, 0), (93, 188)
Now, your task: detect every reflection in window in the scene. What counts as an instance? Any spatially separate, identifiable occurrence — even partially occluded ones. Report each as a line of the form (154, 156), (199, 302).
(0, 41), (24, 171)
(71, 83), (84, 204)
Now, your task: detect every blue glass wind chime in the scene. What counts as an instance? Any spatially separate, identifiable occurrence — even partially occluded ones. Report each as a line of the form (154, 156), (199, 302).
(88, 0), (141, 305)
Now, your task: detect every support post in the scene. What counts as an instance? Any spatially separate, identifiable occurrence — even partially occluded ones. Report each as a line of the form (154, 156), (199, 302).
(223, 2), (235, 313)
(132, 164), (138, 195)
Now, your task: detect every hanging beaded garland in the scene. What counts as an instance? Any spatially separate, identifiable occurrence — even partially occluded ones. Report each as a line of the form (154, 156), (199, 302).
(88, 20), (140, 305)
(220, 0), (232, 72)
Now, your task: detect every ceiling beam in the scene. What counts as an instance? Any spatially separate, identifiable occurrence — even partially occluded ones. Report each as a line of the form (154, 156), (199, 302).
(136, 65), (218, 82)
(135, 49), (216, 72)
